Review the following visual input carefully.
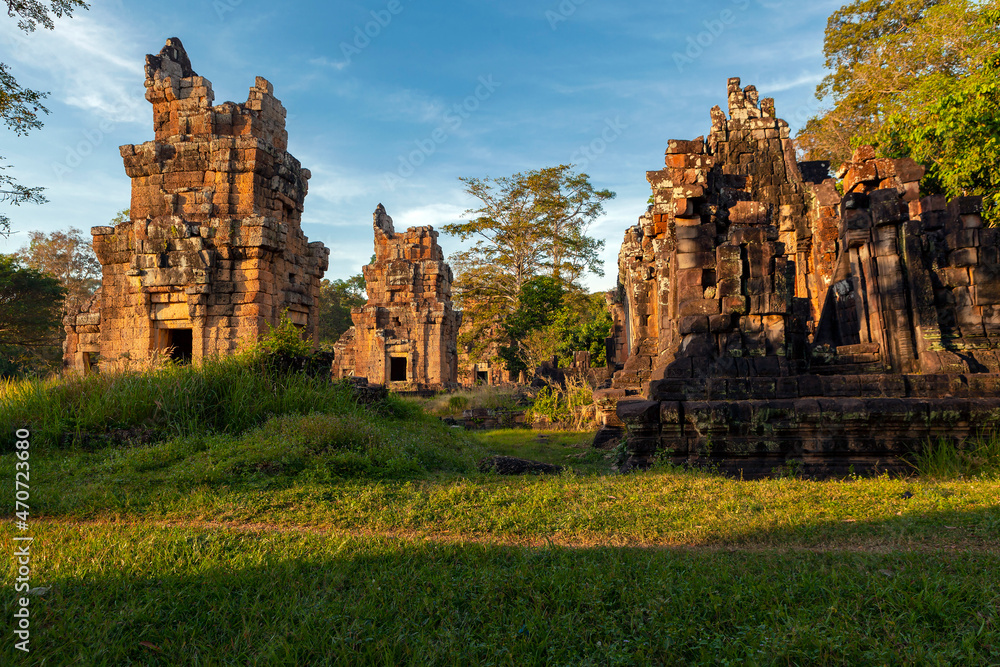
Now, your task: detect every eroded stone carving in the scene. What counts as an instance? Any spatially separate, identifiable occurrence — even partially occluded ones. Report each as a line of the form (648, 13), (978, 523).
(332, 205), (461, 389)
(63, 38), (329, 372)
(600, 77), (1000, 476)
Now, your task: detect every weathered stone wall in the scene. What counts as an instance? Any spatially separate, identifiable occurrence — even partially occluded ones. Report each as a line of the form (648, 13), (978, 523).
(63, 38), (329, 373)
(63, 289), (102, 372)
(601, 77), (1000, 476)
(333, 205), (461, 389)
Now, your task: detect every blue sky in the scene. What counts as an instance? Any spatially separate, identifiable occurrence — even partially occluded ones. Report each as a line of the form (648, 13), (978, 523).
(0, 0), (843, 291)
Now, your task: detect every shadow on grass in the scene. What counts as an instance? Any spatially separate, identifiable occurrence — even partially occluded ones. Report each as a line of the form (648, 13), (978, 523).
(2, 515), (999, 666)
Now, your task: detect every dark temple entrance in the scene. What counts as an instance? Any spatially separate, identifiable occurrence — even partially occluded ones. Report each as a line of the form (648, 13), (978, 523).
(165, 329), (193, 364)
(389, 356), (407, 382)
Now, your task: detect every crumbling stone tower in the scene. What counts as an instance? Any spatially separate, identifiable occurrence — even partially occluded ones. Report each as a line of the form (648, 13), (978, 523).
(63, 38), (329, 371)
(599, 77), (1000, 476)
(333, 205), (461, 389)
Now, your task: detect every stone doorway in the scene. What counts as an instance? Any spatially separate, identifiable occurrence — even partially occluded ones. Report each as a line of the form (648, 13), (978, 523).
(389, 356), (407, 382)
(164, 329), (193, 364)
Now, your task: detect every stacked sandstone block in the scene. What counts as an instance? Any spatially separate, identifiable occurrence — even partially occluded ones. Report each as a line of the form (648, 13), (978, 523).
(829, 147), (995, 376)
(332, 205), (461, 389)
(62, 290), (103, 371)
(598, 77), (1000, 477)
(64, 38), (328, 372)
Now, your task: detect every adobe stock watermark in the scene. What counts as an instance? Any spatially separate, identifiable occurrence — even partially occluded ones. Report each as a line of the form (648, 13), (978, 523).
(546, 0), (588, 30)
(51, 97), (143, 179)
(570, 116), (627, 170)
(13, 428), (32, 653)
(673, 0), (756, 73)
(212, 0), (244, 20)
(382, 75), (501, 191)
(338, 0), (406, 67)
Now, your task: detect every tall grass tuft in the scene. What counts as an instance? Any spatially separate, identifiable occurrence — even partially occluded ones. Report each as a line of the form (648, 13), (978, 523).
(422, 384), (527, 416)
(526, 375), (598, 431)
(912, 434), (1000, 479)
(0, 354), (364, 450)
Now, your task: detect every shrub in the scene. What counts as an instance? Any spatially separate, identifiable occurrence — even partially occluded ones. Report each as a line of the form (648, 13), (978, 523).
(421, 385), (526, 417)
(448, 395), (469, 414)
(912, 435), (1000, 479)
(526, 377), (597, 430)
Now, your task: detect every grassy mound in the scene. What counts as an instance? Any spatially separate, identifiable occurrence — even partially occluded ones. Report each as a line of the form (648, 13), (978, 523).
(1, 354), (406, 449)
(1, 356), (486, 509)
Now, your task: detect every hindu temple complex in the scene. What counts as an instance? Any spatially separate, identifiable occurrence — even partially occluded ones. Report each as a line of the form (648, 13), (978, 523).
(596, 77), (1000, 476)
(63, 38), (329, 371)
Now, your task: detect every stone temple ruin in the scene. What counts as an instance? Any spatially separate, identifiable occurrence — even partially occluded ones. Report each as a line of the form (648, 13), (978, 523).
(332, 205), (461, 389)
(598, 77), (1000, 475)
(58, 42), (1000, 475)
(64, 38), (329, 371)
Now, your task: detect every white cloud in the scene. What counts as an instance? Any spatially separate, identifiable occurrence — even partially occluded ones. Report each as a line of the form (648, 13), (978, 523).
(393, 202), (468, 230)
(379, 88), (447, 124)
(304, 161), (379, 205)
(0, 13), (146, 123)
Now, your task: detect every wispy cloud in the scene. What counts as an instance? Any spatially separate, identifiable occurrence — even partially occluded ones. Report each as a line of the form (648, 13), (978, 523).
(755, 70), (825, 93)
(381, 89), (446, 124)
(0, 13), (146, 123)
(303, 161), (379, 205)
(309, 56), (348, 71)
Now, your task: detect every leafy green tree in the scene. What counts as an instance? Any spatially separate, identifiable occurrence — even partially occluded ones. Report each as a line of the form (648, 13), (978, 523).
(552, 292), (614, 367)
(503, 276), (564, 340)
(445, 165), (612, 304)
(0, 0), (89, 236)
(317, 274), (366, 344)
(499, 276), (565, 374)
(875, 49), (1000, 221)
(0, 254), (65, 350)
(15, 226), (100, 309)
(797, 0), (1000, 165)
(530, 167), (611, 286)
(499, 279), (613, 375)
(110, 207), (129, 225)
(445, 165), (613, 371)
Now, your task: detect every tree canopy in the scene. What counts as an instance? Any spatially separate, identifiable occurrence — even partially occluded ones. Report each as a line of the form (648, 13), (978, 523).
(0, 0), (89, 236)
(15, 226), (100, 309)
(443, 165), (613, 372)
(498, 276), (612, 375)
(443, 165), (613, 304)
(797, 0), (1000, 166)
(317, 274), (366, 345)
(0, 253), (66, 349)
(875, 47), (1000, 220)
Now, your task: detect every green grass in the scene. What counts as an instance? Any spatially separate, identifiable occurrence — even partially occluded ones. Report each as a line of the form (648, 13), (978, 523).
(2, 521), (998, 665)
(3, 361), (1000, 664)
(417, 384), (528, 417)
(0, 355), (373, 449)
(913, 435), (1000, 479)
(475, 428), (607, 473)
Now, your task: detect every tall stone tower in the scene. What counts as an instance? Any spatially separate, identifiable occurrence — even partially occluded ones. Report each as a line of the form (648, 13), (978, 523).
(64, 38), (329, 371)
(333, 205), (461, 389)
